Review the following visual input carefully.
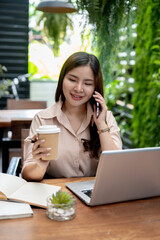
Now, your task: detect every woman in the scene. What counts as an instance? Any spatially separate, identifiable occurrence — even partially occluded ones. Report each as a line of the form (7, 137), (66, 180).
(22, 52), (122, 181)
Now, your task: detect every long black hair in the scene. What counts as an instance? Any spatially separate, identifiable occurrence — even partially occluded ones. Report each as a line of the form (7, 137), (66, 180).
(55, 52), (104, 158)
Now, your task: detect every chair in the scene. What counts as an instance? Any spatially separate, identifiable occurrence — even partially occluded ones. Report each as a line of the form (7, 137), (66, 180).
(8, 119), (31, 140)
(2, 120), (31, 173)
(5, 99), (46, 139)
(7, 99), (47, 109)
(2, 99), (47, 172)
(6, 129), (29, 176)
(7, 128), (52, 179)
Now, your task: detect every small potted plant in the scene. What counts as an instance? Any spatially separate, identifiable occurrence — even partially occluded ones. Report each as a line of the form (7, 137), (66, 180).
(46, 190), (77, 221)
(0, 64), (11, 99)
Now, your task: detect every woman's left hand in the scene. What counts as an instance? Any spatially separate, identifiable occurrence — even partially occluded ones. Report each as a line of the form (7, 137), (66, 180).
(93, 91), (108, 129)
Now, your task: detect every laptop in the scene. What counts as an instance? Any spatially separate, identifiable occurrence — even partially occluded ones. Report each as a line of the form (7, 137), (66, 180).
(66, 147), (160, 206)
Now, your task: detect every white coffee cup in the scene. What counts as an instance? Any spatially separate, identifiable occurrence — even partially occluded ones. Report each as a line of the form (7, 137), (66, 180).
(36, 125), (60, 160)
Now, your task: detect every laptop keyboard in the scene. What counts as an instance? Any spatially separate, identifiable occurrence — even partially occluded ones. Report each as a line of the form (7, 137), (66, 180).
(81, 189), (93, 198)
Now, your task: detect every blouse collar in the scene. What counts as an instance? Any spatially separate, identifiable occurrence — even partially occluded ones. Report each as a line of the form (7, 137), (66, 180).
(40, 99), (94, 135)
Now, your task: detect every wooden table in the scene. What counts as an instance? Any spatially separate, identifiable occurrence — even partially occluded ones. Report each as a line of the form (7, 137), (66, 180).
(0, 109), (42, 173)
(0, 177), (160, 240)
(0, 109), (42, 128)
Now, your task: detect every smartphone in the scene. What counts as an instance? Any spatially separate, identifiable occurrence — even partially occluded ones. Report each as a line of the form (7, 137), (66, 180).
(90, 96), (100, 118)
(96, 102), (100, 118)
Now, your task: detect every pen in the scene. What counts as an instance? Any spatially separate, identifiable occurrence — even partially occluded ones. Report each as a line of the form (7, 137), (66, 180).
(24, 138), (36, 143)
(96, 102), (100, 118)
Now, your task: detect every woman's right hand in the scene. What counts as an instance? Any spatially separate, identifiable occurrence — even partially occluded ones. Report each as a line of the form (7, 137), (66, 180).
(31, 134), (51, 161)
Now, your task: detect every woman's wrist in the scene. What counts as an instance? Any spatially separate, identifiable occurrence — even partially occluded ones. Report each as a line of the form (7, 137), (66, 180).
(97, 127), (110, 134)
(97, 126), (110, 134)
(97, 121), (108, 130)
(97, 122), (110, 135)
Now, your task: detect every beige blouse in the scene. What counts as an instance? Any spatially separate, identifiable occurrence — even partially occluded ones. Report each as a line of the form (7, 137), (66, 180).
(22, 100), (122, 178)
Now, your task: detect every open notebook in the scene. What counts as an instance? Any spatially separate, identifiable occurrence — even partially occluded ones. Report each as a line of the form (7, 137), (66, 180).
(0, 173), (61, 208)
(66, 147), (160, 206)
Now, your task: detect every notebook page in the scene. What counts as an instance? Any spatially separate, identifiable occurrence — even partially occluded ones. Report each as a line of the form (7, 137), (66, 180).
(9, 182), (61, 208)
(0, 173), (26, 197)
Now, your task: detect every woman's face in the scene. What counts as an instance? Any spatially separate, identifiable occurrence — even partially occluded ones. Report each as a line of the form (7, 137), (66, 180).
(62, 65), (95, 108)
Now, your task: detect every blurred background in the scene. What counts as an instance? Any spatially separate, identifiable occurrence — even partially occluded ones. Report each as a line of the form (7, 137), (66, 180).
(0, 0), (160, 150)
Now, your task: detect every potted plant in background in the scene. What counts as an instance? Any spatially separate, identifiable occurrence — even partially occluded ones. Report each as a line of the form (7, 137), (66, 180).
(46, 190), (77, 221)
(0, 64), (11, 99)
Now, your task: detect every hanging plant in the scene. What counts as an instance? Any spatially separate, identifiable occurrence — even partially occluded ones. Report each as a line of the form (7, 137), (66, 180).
(75, 0), (135, 83)
(37, 13), (74, 56)
(29, 1), (74, 56)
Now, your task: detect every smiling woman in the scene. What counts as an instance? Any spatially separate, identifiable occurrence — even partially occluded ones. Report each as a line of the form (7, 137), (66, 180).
(62, 65), (95, 106)
(61, 65), (95, 133)
(21, 51), (122, 181)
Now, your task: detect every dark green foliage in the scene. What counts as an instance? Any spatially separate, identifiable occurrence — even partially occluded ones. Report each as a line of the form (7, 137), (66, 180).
(131, 0), (160, 147)
(104, 6), (136, 147)
(38, 13), (73, 56)
(75, 0), (134, 83)
(75, 0), (136, 147)
(75, 0), (160, 148)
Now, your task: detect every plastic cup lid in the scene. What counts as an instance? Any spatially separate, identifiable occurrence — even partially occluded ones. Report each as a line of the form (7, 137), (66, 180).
(36, 125), (60, 134)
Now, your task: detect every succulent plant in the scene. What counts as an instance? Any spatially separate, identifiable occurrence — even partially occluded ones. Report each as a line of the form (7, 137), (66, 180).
(50, 190), (75, 209)
(47, 190), (77, 220)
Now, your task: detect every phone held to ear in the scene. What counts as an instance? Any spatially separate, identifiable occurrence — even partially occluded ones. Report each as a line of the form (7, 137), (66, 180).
(96, 102), (100, 118)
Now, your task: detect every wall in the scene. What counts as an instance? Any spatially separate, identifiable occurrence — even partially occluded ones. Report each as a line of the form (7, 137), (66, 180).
(30, 81), (58, 107)
(0, 0), (29, 108)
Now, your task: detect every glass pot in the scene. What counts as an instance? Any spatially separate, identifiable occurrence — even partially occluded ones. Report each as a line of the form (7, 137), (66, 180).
(46, 195), (77, 221)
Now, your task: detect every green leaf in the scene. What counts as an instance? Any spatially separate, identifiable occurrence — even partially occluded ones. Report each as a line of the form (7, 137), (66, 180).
(51, 190), (74, 205)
